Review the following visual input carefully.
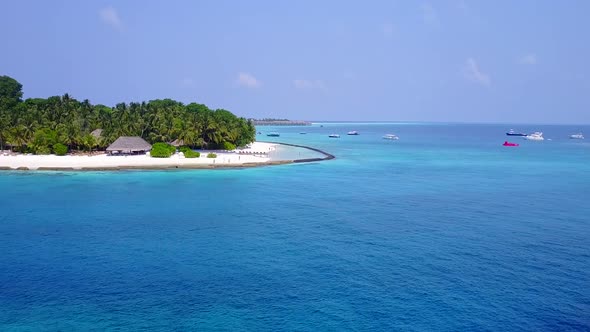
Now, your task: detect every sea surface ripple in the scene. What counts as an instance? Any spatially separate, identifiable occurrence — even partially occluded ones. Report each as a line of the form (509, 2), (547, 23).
(1, 123), (589, 331)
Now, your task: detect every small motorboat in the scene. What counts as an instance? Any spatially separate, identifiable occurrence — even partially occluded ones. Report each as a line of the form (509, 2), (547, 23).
(524, 132), (544, 141)
(328, 134), (340, 138)
(503, 141), (519, 147)
(299, 132), (307, 134)
(569, 133), (584, 139)
(267, 132), (280, 137)
(347, 131), (359, 135)
(257, 131), (262, 135)
(506, 129), (527, 136)
(382, 134), (399, 140)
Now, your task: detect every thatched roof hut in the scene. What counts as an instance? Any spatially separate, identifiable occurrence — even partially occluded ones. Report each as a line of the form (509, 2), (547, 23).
(106, 136), (152, 154)
(169, 139), (184, 147)
(90, 129), (103, 139)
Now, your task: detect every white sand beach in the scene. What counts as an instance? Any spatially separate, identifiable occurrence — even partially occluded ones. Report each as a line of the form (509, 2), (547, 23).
(0, 142), (279, 170)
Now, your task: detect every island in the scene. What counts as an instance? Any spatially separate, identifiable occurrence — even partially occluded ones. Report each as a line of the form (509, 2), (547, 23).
(250, 118), (312, 126)
(0, 76), (332, 170)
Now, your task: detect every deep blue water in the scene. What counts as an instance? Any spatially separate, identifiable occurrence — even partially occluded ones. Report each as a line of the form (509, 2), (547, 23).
(1, 123), (589, 331)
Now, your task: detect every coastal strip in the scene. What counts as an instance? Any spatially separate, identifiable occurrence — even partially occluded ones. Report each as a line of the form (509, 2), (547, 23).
(263, 141), (335, 163)
(0, 142), (334, 172)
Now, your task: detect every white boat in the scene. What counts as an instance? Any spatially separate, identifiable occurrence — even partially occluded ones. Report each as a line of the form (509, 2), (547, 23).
(524, 132), (544, 141)
(382, 134), (399, 140)
(569, 133), (584, 139)
(347, 131), (359, 135)
(328, 134), (340, 138)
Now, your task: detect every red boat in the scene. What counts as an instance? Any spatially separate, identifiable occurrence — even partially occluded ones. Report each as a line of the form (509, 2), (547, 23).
(503, 141), (519, 147)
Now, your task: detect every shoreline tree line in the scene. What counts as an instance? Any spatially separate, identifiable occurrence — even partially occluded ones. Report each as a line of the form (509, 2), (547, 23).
(0, 76), (256, 154)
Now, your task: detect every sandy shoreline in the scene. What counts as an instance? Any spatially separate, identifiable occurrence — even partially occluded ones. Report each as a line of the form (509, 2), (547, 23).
(0, 142), (283, 171)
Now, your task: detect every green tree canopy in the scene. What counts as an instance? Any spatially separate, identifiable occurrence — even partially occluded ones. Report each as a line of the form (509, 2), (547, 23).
(0, 76), (23, 108)
(0, 76), (24, 150)
(0, 75), (256, 153)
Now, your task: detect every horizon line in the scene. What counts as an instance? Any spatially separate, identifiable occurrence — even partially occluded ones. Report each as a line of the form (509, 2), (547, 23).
(299, 120), (590, 126)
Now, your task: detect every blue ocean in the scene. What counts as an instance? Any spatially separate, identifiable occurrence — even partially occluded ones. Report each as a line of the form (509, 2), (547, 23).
(1, 123), (589, 331)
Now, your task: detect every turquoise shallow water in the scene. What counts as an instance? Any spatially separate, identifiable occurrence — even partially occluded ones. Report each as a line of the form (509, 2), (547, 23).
(1, 123), (589, 331)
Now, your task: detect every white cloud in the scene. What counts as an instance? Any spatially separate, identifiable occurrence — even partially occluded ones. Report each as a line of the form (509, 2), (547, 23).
(420, 3), (437, 24)
(99, 6), (122, 30)
(382, 23), (394, 37)
(293, 79), (325, 90)
(464, 58), (491, 86)
(519, 54), (537, 65)
(236, 72), (260, 88)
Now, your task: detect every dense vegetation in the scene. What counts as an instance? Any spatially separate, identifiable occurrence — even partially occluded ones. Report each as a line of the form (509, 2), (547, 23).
(150, 143), (176, 158)
(221, 142), (236, 151)
(180, 146), (200, 158)
(0, 76), (256, 154)
(53, 143), (68, 156)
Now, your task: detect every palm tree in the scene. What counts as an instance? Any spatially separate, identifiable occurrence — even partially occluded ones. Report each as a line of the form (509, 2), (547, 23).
(7, 125), (27, 152)
(0, 77), (257, 154)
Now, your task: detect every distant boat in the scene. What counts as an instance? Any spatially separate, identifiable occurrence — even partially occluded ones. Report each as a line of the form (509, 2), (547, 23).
(347, 131), (359, 135)
(382, 134), (399, 140)
(328, 134), (340, 138)
(506, 129), (527, 136)
(503, 141), (519, 147)
(267, 132), (280, 137)
(524, 132), (544, 141)
(257, 131), (262, 135)
(299, 132), (307, 134)
(569, 133), (584, 139)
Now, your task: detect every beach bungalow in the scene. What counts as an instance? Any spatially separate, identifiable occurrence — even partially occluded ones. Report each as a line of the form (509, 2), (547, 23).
(169, 139), (184, 147)
(90, 129), (103, 140)
(89, 129), (104, 151)
(106, 136), (152, 155)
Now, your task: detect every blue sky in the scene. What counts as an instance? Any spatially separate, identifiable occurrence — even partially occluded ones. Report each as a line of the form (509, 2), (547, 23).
(1, 1), (589, 123)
